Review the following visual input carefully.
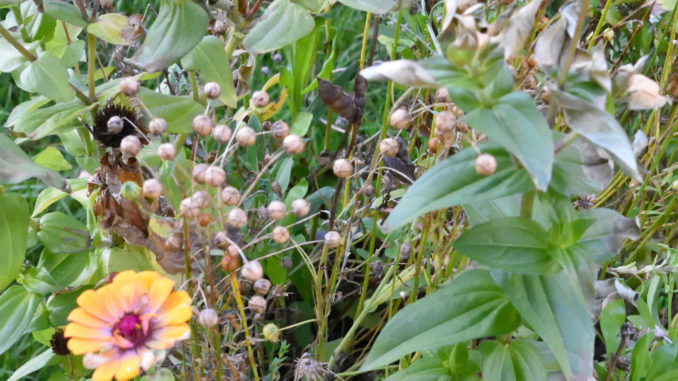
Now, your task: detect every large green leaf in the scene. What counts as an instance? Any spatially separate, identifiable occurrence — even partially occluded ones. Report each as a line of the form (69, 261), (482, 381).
(127, 0), (207, 73)
(454, 217), (557, 274)
(32, 146), (72, 171)
(12, 99), (94, 140)
(0, 193), (29, 292)
(243, 0), (315, 54)
(0, 286), (41, 355)
(0, 39), (39, 72)
(481, 340), (546, 381)
(138, 89), (205, 133)
(382, 145), (532, 232)
(181, 36), (237, 107)
(360, 269), (520, 371)
(32, 178), (88, 217)
(37, 212), (90, 254)
(463, 92), (553, 191)
(338, 0), (397, 13)
(576, 208), (640, 263)
(383, 357), (451, 381)
(42, 0), (87, 27)
(0, 134), (68, 191)
(16, 51), (74, 102)
(7, 349), (58, 381)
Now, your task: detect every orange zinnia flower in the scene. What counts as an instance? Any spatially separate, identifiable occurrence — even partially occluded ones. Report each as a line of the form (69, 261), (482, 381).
(64, 271), (192, 381)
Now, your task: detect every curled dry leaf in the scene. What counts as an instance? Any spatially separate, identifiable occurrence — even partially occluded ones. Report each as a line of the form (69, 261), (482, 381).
(626, 74), (670, 110)
(360, 60), (438, 88)
(490, 0), (545, 59)
(317, 76), (367, 124)
(593, 278), (639, 321)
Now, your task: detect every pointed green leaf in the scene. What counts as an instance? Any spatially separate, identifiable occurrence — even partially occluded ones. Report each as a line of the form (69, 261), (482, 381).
(338, 0), (397, 13)
(37, 212), (90, 254)
(32, 146), (72, 171)
(138, 89), (205, 133)
(0, 286), (41, 355)
(243, 0), (315, 54)
(0, 134), (68, 191)
(7, 349), (57, 381)
(481, 340), (546, 381)
(0, 193), (28, 292)
(181, 36), (237, 108)
(383, 356), (451, 381)
(17, 51), (74, 102)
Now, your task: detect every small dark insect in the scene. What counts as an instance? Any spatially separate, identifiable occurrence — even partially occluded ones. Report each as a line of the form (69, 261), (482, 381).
(91, 102), (147, 148)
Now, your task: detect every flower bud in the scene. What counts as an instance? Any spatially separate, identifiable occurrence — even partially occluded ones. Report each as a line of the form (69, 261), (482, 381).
(198, 212), (212, 227)
(204, 166), (226, 187)
(254, 278), (272, 295)
(252, 90), (270, 108)
(121, 181), (141, 201)
(267, 200), (287, 220)
(142, 178), (163, 199)
(192, 115), (214, 136)
(107, 116), (124, 134)
(435, 87), (451, 103)
(527, 54), (538, 69)
(236, 126), (257, 146)
(227, 207), (248, 228)
(272, 226), (290, 243)
(435, 111), (456, 135)
(474, 153), (497, 175)
(149, 118), (168, 135)
(263, 323), (280, 342)
(180, 197), (199, 218)
(291, 199), (310, 217)
(283, 135), (305, 155)
(379, 138), (399, 157)
(241, 260), (263, 281)
(603, 28), (614, 42)
(389, 107), (411, 129)
(220, 253), (240, 272)
(120, 77), (140, 96)
(248, 295), (266, 314)
(192, 191), (211, 209)
(157, 143), (176, 161)
(270, 120), (290, 139)
(214, 232), (230, 248)
(213, 124), (232, 143)
(324, 231), (341, 248)
(427, 137), (440, 152)
(333, 159), (352, 178)
(198, 308), (219, 328)
(220, 186), (240, 206)
(204, 82), (221, 99)
(672, 180), (678, 194)
(192, 164), (208, 184)
(120, 135), (142, 156)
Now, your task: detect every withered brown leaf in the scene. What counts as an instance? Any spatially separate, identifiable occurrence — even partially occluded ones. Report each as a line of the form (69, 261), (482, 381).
(317, 75), (367, 124)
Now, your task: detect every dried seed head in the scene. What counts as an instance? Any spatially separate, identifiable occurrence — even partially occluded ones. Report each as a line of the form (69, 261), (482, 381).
(198, 212), (212, 227)
(361, 184), (375, 197)
(149, 118), (168, 135)
(291, 199), (310, 217)
(220, 186), (240, 206)
(107, 116), (124, 134)
(270, 120), (290, 139)
(522, 75), (536, 90)
(324, 231), (341, 248)
(121, 181), (141, 201)
(456, 121), (470, 133)
(263, 323), (280, 342)
(227, 207), (248, 228)
(527, 54), (538, 69)
(142, 178), (163, 199)
(236, 126), (257, 146)
(192, 115), (214, 136)
(389, 107), (411, 130)
(220, 253), (240, 272)
(204, 82), (221, 99)
(192, 164), (209, 184)
(252, 90), (270, 108)
(180, 197), (200, 218)
(267, 200), (287, 220)
(248, 295), (267, 314)
(283, 134), (305, 154)
(281, 256), (293, 269)
(379, 138), (399, 157)
(294, 353), (326, 381)
(192, 191), (211, 209)
(332, 159), (352, 178)
(399, 242), (412, 262)
(213, 124), (232, 143)
(435, 110), (456, 135)
(435, 87), (451, 103)
(427, 137), (440, 152)
(204, 166), (226, 187)
(214, 232), (230, 248)
(272, 226), (290, 243)
(157, 143), (176, 161)
(198, 308), (219, 328)
(474, 153), (497, 175)
(241, 260), (263, 281)
(120, 135), (142, 156)
(120, 77), (140, 96)
(254, 278), (272, 295)
(540, 87), (552, 104)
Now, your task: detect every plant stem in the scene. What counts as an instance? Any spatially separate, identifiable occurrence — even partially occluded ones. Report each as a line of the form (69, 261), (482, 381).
(520, 190), (535, 219)
(87, 33), (96, 101)
(230, 274), (261, 381)
(558, 0), (590, 87)
(587, 0), (613, 50)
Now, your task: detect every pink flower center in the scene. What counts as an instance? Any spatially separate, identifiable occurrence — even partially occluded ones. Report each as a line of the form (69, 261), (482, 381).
(113, 313), (149, 348)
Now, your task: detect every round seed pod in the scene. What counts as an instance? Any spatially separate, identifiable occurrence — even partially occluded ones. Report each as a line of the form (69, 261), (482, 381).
(283, 135), (305, 155)
(220, 186), (240, 206)
(252, 90), (270, 108)
(107, 116), (124, 134)
(270, 120), (290, 139)
(214, 232), (230, 248)
(198, 212), (212, 227)
(120, 135), (142, 156)
(204, 166), (226, 187)
(434, 111), (456, 136)
(121, 181), (141, 201)
(120, 77), (140, 96)
(204, 82), (221, 99)
(389, 107), (411, 130)
(241, 260), (263, 281)
(672, 180), (678, 194)
(227, 208), (248, 228)
(149, 118), (168, 135)
(527, 54), (538, 69)
(192, 164), (209, 184)
(213, 124), (232, 143)
(198, 308), (219, 328)
(192, 115), (214, 136)
(191, 191), (211, 209)
(603, 28), (614, 42)
(291, 199), (310, 217)
(427, 137), (440, 153)
(399, 242), (412, 262)
(220, 253), (240, 273)
(180, 197), (199, 218)
(248, 295), (266, 314)
(474, 153), (497, 175)
(267, 201), (287, 220)
(236, 126), (257, 146)
(253, 278), (272, 296)
(379, 138), (399, 157)
(157, 143), (176, 161)
(324, 231), (341, 248)
(142, 179), (163, 199)
(332, 159), (352, 178)
(272, 226), (290, 243)
(262, 323), (280, 342)
(435, 87), (451, 103)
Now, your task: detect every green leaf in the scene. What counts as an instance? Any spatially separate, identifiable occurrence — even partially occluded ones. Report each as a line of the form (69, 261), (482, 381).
(13, 100), (94, 140)
(37, 212), (90, 254)
(127, 0), (207, 73)
(646, 343), (678, 380)
(32, 146), (72, 171)
(0, 286), (41, 355)
(383, 356), (451, 381)
(42, 0), (87, 27)
(0, 134), (68, 190)
(454, 217), (557, 274)
(47, 288), (86, 326)
(600, 299), (626, 355)
(0, 193), (29, 292)
(33, 178), (88, 217)
(181, 36), (237, 107)
(298, 0), (328, 13)
(576, 208), (640, 263)
(290, 112), (313, 136)
(138, 89), (205, 133)
(17, 51), (74, 102)
(87, 13), (131, 45)
(243, 0), (315, 54)
(338, 0), (397, 13)
(551, 137), (611, 196)
(382, 145), (533, 232)
(0, 39), (38, 72)
(481, 340), (546, 381)
(360, 269), (520, 371)
(551, 90), (642, 182)
(7, 349), (57, 381)
(631, 333), (653, 381)
(463, 92), (553, 191)
(99, 246), (155, 273)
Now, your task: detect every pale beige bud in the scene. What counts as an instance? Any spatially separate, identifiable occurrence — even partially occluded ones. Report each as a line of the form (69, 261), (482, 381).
(149, 118), (168, 135)
(254, 278), (272, 295)
(267, 200), (287, 220)
(191, 191), (211, 209)
(120, 135), (142, 156)
(192, 163), (208, 184)
(270, 120), (290, 139)
(180, 197), (199, 218)
(379, 138), (399, 157)
(389, 107), (411, 130)
(157, 143), (176, 161)
(227, 207), (248, 228)
(192, 115), (214, 136)
(204, 166), (226, 187)
(252, 90), (270, 108)
(474, 153), (497, 175)
(435, 87), (451, 103)
(333, 159), (352, 178)
(272, 226), (290, 243)
(324, 231), (341, 248)
(204, 82), (221, 99)
(120, 77), (140, 96)
(241, 260), (263, 281)
(220, 186), (240, 206)
(435, 111), (456, 136)
(107, 116), (124, 134)
(198, 308), (219, 328)
(603, 28), (614, 42)
(142, 179), (163, 199)
(248, 295), (266, 314)
(236, 126), (257, 146)
(214, 231), (230, 248)
(283, 134), (305, 154)
(291, 199), (310, 217)
(213, 124), (232, 143)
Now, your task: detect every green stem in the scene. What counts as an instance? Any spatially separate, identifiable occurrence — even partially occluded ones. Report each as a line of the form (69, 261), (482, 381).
(87, 33), (96, 101)
(230, 274), (261, 381)
(558, 0), (590, 87)
(587, 0), (613, 50)
(10, 6), (30, 42)
(520, 190), (535, 219)
(660, 0), (678, 89)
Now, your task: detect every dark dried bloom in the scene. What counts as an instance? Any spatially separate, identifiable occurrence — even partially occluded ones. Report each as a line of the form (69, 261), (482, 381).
(92, 103), (147, 148)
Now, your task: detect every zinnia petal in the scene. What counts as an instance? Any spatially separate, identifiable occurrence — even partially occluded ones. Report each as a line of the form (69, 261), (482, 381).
(64, 323), (110, 340)
(91, 356), (121, 381)
(67, 308), (109, 329)
(156, 291), (192, 325)
(114, 353), (141, 381)
(77, 290), (117, 323)
(146, 277), (175, 314)
(67, 338), (109, 355)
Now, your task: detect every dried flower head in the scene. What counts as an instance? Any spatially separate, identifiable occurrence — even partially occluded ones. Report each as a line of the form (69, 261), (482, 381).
(227, 208), (248, 228)
(213, 124), (232, 143)
(272, 226), (290, 243)
(389, 107), (411, 130)
(379, 138), (399, 157)
(248, 295), (267, 314)
(192, 115), (214, 136)
(221, 186), (240, 206)
(204, 82), (221, 99)
(324, 231), (341, 248)
(291, 199), (310, 217)
(332, 159), (352, 178)
(198, 308), (219, 328)
(120, 77), (140, 96)
(252, 90), (270, 108)
(236, 126), (257, 146)
(294, 353), (327, 381)
(253, 278), (272, 295)
(149, 118), (167, 135)
(270, 120), (290, 139)
(92, 103), (145, 148)
(474, 153), (497, 175)
(120, 135), (142, 156)
(241, 260), (263, 281)
(283, 134), (305, 154)
(267, 201), (287, 220)
(142, 179), (163, 199)
(157, 143), (176, 161)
